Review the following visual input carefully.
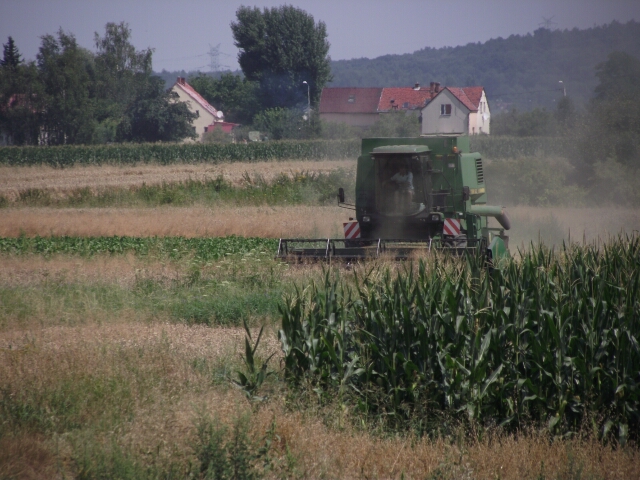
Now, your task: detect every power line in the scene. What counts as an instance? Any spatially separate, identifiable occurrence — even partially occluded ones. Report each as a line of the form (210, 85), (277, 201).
(539, 16), (557, 29)
(156, 53), (208, 62)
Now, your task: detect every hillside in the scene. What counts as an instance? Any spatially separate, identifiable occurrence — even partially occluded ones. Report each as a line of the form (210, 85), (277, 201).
(155, 21), (640, 112)
(328, 21), (640, 111)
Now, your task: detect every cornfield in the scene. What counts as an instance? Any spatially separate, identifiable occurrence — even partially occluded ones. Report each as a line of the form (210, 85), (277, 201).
(279, 236), (640, 441)
(0, 139), (360, 167)
(0, 137), (575, 166)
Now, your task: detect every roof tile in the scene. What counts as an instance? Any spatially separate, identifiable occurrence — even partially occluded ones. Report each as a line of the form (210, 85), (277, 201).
(378, 88), (435, 111)
(444, 87), (484, 111)
(173, 78), (221, 118)
(319, 88), (383, 114)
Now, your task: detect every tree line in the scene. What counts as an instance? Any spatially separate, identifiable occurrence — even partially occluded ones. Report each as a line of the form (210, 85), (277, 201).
(0, 6), (334, 147)
(2, 8), (638, 152)
(0, 24), (198, 146)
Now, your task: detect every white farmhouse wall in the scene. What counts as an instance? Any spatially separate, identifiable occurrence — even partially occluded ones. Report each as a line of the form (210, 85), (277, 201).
(468, 91), (490, 135)
(171, 86), (216, 142)
(420, 90), (468, 135)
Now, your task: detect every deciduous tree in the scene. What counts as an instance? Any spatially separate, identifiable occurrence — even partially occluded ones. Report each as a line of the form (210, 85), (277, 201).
(579, 52), (640, 166)
(189, 73), (260, 124)
(116, 76), (197, 143)
(231, 5), (331, 109)
(0, 37), (43, 145)
(37, 30), (96, 145)
(94, 22), (154, 142)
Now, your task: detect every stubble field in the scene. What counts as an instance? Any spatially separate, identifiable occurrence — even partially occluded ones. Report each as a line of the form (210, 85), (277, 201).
(2, 160), (639, 479)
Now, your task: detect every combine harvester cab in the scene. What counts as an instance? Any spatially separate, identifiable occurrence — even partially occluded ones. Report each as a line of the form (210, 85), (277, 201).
(277, 136), (510, 262)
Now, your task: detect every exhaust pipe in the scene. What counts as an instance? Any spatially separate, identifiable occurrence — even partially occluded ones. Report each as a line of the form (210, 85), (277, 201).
(469, 205), (511, 230)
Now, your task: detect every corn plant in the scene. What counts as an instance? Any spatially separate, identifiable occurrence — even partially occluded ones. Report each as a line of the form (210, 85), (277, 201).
(278, 236), (640, 440)
(233, 321), (275, 402)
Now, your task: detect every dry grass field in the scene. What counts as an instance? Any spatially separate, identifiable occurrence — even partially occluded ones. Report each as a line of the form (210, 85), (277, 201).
(0, 160), (354, 201)
(1, 205), (638, 247)
(0, 206), (347, 238)
(3, 311), (639, 479)
(2, 160), (640, 478)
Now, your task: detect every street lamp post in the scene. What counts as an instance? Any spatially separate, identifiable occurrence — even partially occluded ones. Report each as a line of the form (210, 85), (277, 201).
(302, 80), (310, 123)
(559, 80), (566, 97)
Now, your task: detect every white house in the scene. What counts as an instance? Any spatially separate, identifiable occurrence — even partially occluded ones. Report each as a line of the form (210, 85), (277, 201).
(420, 87), (490, 135)
(170, 77), (224, 141)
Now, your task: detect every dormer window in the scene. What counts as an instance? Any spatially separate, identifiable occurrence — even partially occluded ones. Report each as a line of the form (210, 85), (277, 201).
(348, 94), (355, 103)
(403, 102), (410, 109)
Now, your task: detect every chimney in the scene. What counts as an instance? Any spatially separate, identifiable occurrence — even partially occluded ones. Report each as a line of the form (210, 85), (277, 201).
(430, 82), (435, 94)
(413, 82), (420, 91)
(177, 77), (186, 85)
(435, 82), (441, 93)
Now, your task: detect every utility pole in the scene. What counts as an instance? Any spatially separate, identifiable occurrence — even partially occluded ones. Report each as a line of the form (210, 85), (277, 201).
(208, 44), (221, 73)
(302, 81), (310, 123)
(559, 80), (566, 97)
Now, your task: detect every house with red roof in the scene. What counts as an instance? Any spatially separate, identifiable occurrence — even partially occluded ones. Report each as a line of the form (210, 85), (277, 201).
(319, 83), (490, 135)
(377, 83), (438, 113)
(170, 77), (225, 141)
(318, 87), (383, 128)
(420, 86), (490, 135)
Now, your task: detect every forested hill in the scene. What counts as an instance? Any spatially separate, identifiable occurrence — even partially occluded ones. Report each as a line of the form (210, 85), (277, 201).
(328, 21), (640, 111)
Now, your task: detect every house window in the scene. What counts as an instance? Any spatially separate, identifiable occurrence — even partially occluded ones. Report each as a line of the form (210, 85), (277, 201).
(403, 102), (410, 109)
(348, 94), (355, 103)
(440, 104), (452, 115)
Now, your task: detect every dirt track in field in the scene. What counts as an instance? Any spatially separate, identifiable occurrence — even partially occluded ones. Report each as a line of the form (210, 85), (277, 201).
(0, 160), (354, 200)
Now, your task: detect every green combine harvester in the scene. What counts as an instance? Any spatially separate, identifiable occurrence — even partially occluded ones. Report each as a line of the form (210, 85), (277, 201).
(277, 136), (510, 261)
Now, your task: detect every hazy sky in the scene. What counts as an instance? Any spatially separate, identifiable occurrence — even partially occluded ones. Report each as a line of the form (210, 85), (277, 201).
(1, 0), (638, 72)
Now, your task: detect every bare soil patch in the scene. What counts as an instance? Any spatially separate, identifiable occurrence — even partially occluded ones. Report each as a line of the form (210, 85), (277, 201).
(0, 254), (183, 287)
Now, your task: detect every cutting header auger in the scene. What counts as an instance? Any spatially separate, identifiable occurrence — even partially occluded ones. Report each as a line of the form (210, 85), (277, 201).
(277, 135), (510, 262)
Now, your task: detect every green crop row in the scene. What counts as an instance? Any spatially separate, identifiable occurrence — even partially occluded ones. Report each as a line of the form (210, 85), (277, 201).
(278, 236), (640, 440)
(0, 236), (279, 261)
(0, 137), (576, 167)
(0, 139), (360, 167)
